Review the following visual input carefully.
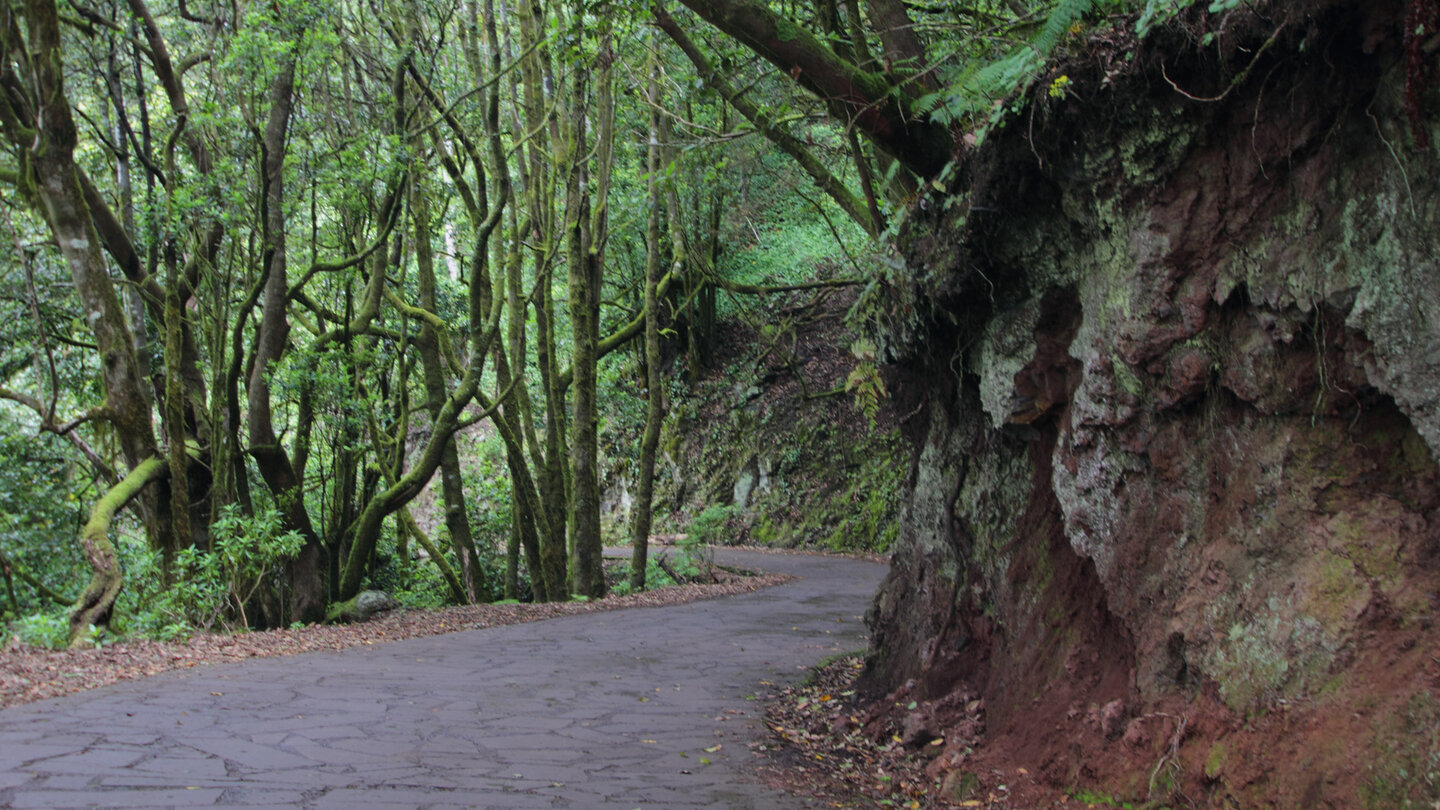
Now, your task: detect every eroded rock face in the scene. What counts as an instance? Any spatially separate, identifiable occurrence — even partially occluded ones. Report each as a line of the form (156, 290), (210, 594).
(864, 2), (1440, 804)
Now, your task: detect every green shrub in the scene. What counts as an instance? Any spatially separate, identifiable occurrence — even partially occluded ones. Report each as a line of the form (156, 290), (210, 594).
(117, 505), (303, 638)
(200, 505), (302, 627)
(608, 557), (680, 596)
(688, 504), (738, 546)
(9, 610), (70, 650)
(120, 544), (226, 640)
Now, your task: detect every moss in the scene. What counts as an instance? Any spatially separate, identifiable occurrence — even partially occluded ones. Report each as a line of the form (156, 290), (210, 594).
(773, 16), (803, 43)
(1215, 621), (1288, 711)
(1203, 595), (1339, 715)
(662, 343), (906, 555)
(1360, 693), (1440, 809)
(826, 473), (902, 552)
(958, 441), (1032, 570)
(1401, 428), (1437, 476)
(1326, 510), (1404, 598)
(324, 596), (359, 624)
(1112, 354), (1147, 400)
(750, 514), (779, 545)
(1204, 740), (1230, 780)
(1297, 548), (1363, 629)
(659, 412), (685, 461)
(1116, 107), (1194, 183)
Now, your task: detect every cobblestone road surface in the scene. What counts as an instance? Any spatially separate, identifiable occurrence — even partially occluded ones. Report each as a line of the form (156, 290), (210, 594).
(0, 549), (885, 809)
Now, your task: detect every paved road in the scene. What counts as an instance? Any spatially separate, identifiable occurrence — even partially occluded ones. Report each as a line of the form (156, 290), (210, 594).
(0, 549), (885, 809)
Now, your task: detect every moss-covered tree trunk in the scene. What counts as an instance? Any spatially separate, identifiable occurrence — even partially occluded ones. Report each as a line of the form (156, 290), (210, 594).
(629, 59), (668, 590)
(69, 457), (167, 645)
(493, 348), (549, 601)
(493, 202), (548, 600)
(519, 0), (571, 601)
(337, 0), (512, 601)
(509, 0), (567, 601)
(565, 11), (615, 599)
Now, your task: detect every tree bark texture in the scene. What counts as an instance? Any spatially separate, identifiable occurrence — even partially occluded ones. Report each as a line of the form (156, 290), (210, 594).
(564, 13), (611, 599)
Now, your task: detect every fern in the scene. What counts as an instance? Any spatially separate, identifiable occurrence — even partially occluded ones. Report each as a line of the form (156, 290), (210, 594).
(926, 0), (1095, 135)
(1035, 0), (1096, 56)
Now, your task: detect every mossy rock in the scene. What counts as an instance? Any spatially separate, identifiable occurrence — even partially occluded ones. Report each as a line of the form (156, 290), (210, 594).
(326, 590), (399, 623)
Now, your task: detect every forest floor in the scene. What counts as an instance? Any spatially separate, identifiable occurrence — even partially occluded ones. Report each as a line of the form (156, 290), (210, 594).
(758, 655), (1078, 809)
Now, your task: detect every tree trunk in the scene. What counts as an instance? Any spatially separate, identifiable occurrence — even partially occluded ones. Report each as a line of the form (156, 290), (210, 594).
(3, 1), (168, 624)
(69, 457), (167, 645)
(863, 0), (933, 88)
(629, 58), (667, 591)
(413, 180), (487, 602)
(337, 8), (511, 598)
(668, 0), (950, 177)
(245, 50), (327, 624)
(565, 13), (613, 600)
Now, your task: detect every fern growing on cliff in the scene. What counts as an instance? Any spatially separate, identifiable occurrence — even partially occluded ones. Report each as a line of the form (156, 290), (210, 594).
(919, 0), (1249, 139)
(917, 0), (1098, 139)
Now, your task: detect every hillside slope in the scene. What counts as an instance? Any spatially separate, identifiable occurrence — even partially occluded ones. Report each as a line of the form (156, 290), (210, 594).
(651, 288), (906, 555)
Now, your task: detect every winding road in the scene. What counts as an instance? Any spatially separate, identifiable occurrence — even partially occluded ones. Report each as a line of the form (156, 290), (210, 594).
(0, 549), (885, 809)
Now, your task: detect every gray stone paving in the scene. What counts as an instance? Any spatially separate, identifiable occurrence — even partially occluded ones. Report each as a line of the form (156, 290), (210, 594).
(0, 549), (885, 808)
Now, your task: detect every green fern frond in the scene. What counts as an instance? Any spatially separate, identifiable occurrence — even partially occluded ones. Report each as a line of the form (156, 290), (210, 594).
(1034, 0), (1095, 57)
(926, 0), (1097, 130)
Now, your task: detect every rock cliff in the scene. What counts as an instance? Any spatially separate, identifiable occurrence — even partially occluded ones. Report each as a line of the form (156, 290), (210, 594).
(861, 1), (1440, 804)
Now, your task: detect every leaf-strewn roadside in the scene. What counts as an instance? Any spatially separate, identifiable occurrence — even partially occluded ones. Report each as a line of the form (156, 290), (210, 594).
(1, 576), (788, 710)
